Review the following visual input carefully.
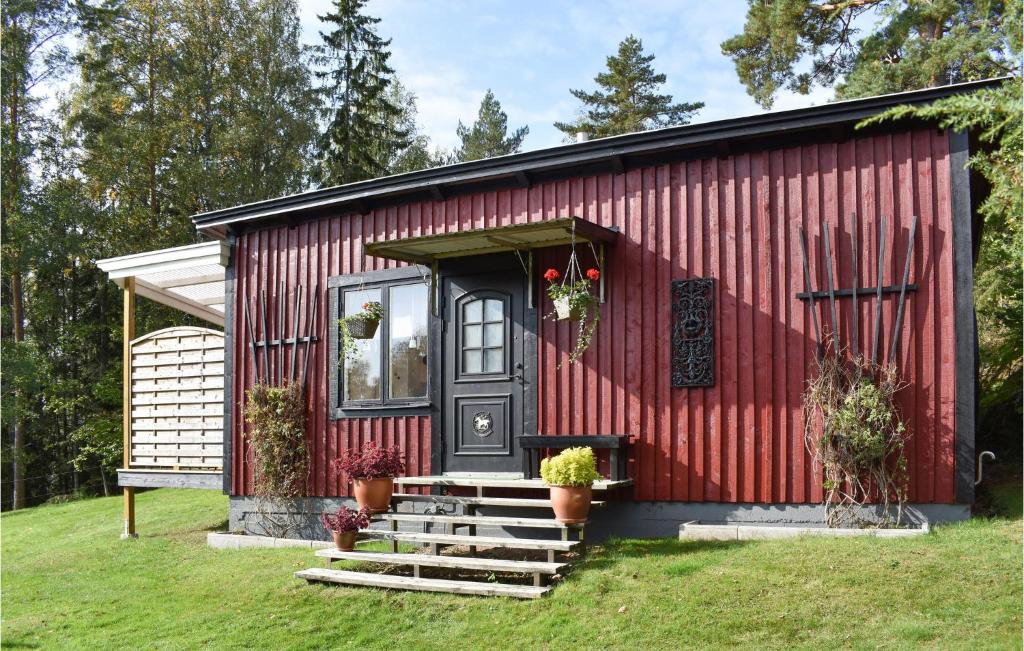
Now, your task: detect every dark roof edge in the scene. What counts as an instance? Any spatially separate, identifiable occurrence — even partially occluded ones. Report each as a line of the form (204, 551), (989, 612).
(194, 77), (1007, 234)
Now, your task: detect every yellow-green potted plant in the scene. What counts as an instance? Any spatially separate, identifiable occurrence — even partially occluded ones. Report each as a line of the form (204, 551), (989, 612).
(540, 446), (602, 524)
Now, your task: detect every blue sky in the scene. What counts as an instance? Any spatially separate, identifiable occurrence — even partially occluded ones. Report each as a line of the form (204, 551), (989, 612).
(300, 0), (835, 152)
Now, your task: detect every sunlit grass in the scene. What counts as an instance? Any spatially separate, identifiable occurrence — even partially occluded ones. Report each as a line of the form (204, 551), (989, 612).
(2, 486), (1020, 649)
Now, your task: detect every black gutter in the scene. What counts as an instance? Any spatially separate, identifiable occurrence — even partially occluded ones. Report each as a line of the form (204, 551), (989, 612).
(193, 78), (1006, 235)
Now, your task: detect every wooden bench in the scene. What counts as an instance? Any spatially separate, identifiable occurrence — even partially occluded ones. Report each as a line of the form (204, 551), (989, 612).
(518, 435), (631, 481)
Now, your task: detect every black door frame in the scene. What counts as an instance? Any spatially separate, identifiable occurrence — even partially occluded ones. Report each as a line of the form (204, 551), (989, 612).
(429, 253), (538, 475)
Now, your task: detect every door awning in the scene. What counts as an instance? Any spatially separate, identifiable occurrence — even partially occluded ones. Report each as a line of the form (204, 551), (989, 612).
(364, 216), (618, 264)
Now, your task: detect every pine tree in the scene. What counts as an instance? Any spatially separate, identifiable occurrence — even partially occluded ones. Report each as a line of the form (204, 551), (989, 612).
(314, 0), (409, 185)
(721, 0), (1020, 109)
(1, 0), (75, 509)
(554, 36), (704, 139)
(455, 90), (529, 162)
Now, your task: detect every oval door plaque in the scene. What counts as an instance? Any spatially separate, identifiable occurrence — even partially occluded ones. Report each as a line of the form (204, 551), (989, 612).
(472, 411), (494, 437)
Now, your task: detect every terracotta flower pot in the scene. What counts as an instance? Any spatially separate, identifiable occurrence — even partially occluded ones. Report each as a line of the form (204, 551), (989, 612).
(332, 530), (357, 551)
(352, 477), (394, 513)
(549, 485), (593, 524)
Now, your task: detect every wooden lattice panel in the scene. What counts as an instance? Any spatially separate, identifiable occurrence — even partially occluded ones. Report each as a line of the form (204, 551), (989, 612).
(130, 326), (224, 469)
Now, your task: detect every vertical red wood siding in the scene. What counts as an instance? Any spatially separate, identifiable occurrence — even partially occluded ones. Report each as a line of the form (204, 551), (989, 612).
(231, 128), (958, 504)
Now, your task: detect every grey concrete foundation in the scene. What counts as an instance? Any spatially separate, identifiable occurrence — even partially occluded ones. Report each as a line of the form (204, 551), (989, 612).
(229, 496), (970, 543)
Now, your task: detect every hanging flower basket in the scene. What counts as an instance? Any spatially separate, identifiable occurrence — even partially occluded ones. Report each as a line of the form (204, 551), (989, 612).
(553, 294), (589, 321)
(346, 315), (380, 339)
(544, 265), (602, 364)
(339, 301), (384, 360)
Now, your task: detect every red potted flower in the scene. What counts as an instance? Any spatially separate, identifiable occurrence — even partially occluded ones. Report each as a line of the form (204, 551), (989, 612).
(332, 442), (406, 513)
(543, 266), (602, 364)
(320, 505), (371, 550)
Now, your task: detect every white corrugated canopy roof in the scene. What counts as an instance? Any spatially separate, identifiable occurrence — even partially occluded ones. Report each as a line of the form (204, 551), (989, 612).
(97, 241), (229, 326)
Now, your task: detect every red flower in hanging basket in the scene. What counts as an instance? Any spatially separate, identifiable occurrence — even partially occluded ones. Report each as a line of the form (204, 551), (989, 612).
(586, 268), (600, 281)
(362, 302), (370, 310)
(543, 268), (560, 282)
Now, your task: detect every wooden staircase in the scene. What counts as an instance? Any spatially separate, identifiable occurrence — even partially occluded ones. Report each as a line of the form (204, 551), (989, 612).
(295, 475), (632, 599)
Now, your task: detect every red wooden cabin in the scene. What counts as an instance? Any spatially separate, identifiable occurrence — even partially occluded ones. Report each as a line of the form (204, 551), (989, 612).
(194, 81), (988, 537)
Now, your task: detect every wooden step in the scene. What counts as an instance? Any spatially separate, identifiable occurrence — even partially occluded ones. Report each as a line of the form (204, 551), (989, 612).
(360, 530), (578, 552)
(296, 568), (549, 599)
(391, 493), (606, 509)
(374, 512), (581, 529)
(316, 549), (566, 574)
(395, 476), (633, 491)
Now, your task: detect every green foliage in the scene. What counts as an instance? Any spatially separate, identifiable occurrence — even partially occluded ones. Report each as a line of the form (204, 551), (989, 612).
(860, 78), (1023, 443)
(546, 278), (601, 366)
(455, 90), (529, 162)
(313, 0), (410, 185)
(722, 0), (1021, 109)
(540, 447), (601, 487)
(554, 35), (704, 139)
(378, 79), (447, 174)
(244, 382), (309, 499)
(803, 350), (909, 527)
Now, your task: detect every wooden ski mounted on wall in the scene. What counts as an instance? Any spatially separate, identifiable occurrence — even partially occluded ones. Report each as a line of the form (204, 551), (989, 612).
(242, 282), (319, 387)
(797, 213), (919, 366)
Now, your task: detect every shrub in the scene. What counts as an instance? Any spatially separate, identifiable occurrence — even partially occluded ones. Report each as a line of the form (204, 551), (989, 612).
(540, 447), (601, 487)
(803, 348), (909, 527)
(244, 382), (308, 499)
(332, 442), (405, 480)
(320, 505), (371, 533)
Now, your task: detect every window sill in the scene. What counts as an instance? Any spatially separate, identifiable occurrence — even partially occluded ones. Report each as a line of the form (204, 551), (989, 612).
(330, 402), (432, 420)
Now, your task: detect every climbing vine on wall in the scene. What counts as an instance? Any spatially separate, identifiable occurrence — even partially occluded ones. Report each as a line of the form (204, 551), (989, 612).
(244, 382), (309, 499)
(803, 345), (909, 528)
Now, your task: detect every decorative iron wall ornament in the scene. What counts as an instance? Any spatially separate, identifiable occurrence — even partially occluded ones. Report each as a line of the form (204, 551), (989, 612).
(671, 278), (715, 387)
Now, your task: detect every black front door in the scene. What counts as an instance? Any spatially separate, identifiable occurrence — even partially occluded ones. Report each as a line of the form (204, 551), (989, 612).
(441, 268), (532, 474)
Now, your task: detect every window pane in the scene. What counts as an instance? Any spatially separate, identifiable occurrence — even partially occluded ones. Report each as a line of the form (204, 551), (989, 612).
(464, 299), (482, 323)
(463, 349), (482, 374)
(388, 284), (428, 399)
(484, 348), (503, 373)
(464, 323), (482, 347)
(484, 298), (503, 322)
(343, 288), (381, 401)
(483, 322), (503, 347)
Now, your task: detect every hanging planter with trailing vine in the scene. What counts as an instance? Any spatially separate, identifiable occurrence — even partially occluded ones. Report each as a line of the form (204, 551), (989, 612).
(544, 258), (601, 365)
(339, 300), (383, 361)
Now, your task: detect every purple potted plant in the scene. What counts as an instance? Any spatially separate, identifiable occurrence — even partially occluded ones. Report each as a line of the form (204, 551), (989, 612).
(332, 442), (406, 513)
(320, 505), (371, 550)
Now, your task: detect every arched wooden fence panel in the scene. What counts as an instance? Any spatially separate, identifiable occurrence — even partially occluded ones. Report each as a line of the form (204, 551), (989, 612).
(130, 326), (224, 469)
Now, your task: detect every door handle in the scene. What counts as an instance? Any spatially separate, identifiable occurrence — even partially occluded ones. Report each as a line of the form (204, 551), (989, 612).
(511, 362), (525, 382)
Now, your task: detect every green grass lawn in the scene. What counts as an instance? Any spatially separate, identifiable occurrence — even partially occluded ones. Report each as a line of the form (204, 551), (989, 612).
(3, 487), (1021, 650)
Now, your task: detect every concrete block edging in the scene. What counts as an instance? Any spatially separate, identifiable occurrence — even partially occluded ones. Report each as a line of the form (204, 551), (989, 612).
(679, 521), (930, 541)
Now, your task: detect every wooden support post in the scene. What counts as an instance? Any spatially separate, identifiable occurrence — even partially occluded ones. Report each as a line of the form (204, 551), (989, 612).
(467, 504), (477, 556)
(414, 564), (421, 579)
(578, 526), (587, 557)
(390, 518), (398, 553)
(533, 572), (543, 588)
(121, 277), (138, 540)
(547, 549), (556, 563)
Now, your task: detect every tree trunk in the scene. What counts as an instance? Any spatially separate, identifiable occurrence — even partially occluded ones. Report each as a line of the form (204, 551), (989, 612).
(6, 76), (27, 510)
(11, 271), (26, 509)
